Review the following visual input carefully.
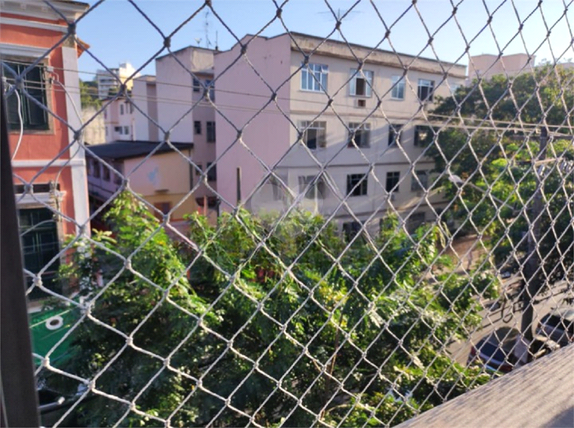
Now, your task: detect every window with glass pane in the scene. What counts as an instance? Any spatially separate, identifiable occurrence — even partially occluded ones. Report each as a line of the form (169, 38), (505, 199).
(207, 121), (216, 142)
(350, 69), (374, 97)
(347, 123), (371, 148)
(391, 75), (405, 100)
(411, 170), (428, 191)
(301, 121), (327, 149)
(207, 162), (217, 181)
(301, 63), (328, 92)
(298, 175), (326, 199)
(194, 120), (202, 135)
(386, 171), (400, 192)
(346, 174), (368, 197)
(2, 61), (48, 130)
(18, 208), (60, 298)
(414, 125), (434, 146)
(418, 79), (435, 102)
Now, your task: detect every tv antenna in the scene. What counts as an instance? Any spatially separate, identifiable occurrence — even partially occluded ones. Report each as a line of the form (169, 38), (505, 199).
(319, 8), (361, 40)
(204, 10), (212, 48)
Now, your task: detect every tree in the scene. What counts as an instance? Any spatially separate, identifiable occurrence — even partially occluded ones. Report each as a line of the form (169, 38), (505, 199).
(50, 193), (494, 427)
(80, 79), (101, 109)
(427, 65), (574, 283)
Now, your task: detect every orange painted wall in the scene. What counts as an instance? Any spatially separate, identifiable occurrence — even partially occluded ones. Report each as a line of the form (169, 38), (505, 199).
(2, 17), (78, 235)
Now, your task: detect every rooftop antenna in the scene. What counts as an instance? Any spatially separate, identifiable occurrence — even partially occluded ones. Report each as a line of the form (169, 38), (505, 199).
(195, 37), (202, 47)
(215, 31), (219, 51)
(319, 8), (361, 40)
(204, 10), (212, 49)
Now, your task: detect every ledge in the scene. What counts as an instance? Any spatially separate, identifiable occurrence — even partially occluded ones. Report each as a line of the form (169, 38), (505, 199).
(398, 345), (574, 428)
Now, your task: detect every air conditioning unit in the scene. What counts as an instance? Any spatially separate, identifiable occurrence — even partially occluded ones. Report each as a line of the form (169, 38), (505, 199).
(356, 99), (366, 108)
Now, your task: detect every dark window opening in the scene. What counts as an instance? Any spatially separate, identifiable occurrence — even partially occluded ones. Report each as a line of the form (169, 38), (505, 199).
(386, 171), (400, 193)
(194, 121), (202, 135)
(207, 121), (216, 142)
(207, 162), (216, 181)
(347, 174), (368, 197)
(3, 61), (49, 130)
(388, 124), (403, 146)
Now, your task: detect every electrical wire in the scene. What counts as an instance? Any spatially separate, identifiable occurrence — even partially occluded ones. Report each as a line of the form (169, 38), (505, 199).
(11, 88), (24, 161)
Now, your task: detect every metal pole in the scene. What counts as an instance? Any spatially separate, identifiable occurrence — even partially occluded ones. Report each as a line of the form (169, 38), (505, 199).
(0, 77), (41, 427)
(517, 126), (548, 364)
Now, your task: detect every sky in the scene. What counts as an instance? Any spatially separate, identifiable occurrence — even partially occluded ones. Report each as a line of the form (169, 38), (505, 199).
(75, 0), (574, 81)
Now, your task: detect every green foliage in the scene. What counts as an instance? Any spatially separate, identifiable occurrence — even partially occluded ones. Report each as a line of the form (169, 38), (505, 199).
(50, 193), (494, 426)
(428, 67), (574, 281)
(80, 79), (101, 109)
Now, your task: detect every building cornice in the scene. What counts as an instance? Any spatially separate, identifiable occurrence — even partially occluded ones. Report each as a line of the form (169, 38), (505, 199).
(0, 0), (88, 22)
(0, 16), (67, 33)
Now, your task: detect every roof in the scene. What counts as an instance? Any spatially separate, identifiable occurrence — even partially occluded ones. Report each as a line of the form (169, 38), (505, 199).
(86, 141), (193, 161)
(156, 45), (216, 62)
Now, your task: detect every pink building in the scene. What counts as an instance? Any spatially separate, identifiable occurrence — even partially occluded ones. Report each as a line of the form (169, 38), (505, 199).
(214, 32), (466, 231)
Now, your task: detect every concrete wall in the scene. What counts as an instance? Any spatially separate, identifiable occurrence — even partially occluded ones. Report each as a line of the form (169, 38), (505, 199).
(103, 97), (134, 142)
(468, 54), (535, 81)
(132, 76), (159, 142)
(82, 106), (105, 145)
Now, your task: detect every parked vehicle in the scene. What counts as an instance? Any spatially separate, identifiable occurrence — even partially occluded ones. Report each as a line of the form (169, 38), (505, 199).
(468, 327), (519, 373)
(536, 307), (574, 346)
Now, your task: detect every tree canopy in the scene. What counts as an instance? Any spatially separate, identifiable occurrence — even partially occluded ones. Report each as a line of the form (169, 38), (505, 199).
(48, 193), (495, 427)
(427, 65), (574, 283)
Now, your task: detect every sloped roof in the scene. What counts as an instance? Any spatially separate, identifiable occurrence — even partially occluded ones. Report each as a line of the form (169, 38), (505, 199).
(86, 141), (193, 161)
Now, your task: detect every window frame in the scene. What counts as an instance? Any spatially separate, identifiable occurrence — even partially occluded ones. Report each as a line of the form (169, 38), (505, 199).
(391, 75), (405, 100)
(346, 173), (368, 197)
(120, 104), (124, 115)
(386, 171), (400, 193)
(194, 120), (202, 135)
(301, 63), (329, 92)
(418, 78), (435, 102)
(3, 60), (50, 131)
(347, 122), (371, 148)
(206, 121), (216, 143)
(206, 162), (216, 182)
(301, 120), (327, 150)
(411, 170), (429, 192)
(414, 125), (434, 146)
(298, 175), (326, 200)
(349, 69), (374, 97)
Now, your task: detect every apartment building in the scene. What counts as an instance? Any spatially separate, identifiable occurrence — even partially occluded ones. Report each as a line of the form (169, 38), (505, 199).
(147, 46), (218, 209)
(468, 53), (535, 81)
(0, 0), (90, 298)
(103, 95), (135, 141)
(214, 32), (466, 231)
(96, 61), (139, 99)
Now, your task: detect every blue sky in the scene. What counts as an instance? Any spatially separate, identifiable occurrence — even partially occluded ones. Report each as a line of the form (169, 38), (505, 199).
(75, 0), (574, 80)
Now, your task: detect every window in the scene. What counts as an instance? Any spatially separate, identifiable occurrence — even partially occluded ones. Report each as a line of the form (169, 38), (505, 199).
(346, 174), (368, 197)
(414, 125), (434, 146)
(301, 63), (328, 92)
(205, 79), (215, 100)
(301, 121), (327, 149)
(411, 170), (429, 191)
(207, 121), (216, 142)
(347, 123), (371, 148)
(388, 124), (403, 146)
(386, 171), (400, 193)
(193, 78), (200, 92)
(350, 69), (374, 97)
(268, 176), (284, 201)
(129, 103), (134, 114)
(194, 121), (202, 135)
(104, 108), (107, 119)
(103, 166), (111, 182)
(342, 221), (362, 240)
(120, 104), (124, 115)
(92, 159), (101, 178)
(153, 202), (171, 220)
(3, 61), (48, 130)
(391, 75), (405, 100)
(418, 79), (435, 102)
(18, 208), (60, 297)
(298, 175), (326, 199)
(123, 126), (129, 135)
(195, 164), (202, 176)
(114, 126), (122, 134)
(206, 162), (216, 181)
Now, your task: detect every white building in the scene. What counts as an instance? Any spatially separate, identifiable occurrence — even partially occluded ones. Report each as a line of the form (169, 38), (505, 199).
(214, 32), (467, 232)
(96, 62), (139, 99)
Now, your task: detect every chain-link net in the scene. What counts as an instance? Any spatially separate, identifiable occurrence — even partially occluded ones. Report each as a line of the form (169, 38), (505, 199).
(2, 0), (573, 426)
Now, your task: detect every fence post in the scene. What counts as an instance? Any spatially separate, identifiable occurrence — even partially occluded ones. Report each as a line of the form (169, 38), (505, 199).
(0, 78), (40, 427)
